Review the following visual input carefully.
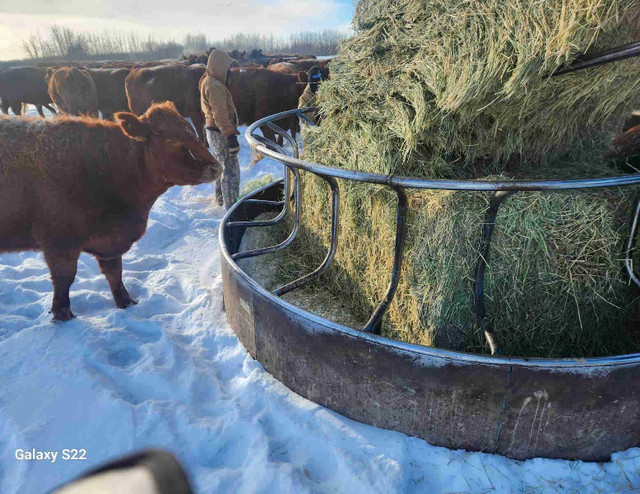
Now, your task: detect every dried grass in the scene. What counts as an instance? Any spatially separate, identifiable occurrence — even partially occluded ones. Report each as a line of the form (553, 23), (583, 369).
(263, 0), (640, 357)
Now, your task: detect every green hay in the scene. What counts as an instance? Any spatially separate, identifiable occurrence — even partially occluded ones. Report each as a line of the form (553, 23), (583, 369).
(270, 0), (640, 357)
(240, 173), (276, 198)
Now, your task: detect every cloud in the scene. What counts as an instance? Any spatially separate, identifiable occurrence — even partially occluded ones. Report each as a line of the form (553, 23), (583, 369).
(0, 0), (354, 60)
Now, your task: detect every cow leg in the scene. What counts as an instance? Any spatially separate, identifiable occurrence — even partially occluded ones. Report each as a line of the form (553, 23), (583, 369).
(261, 125), (284, 147)
(44, 248), (80, 321)
(10, 102), (22, 116)
(43, 103), (57, 115)
(289, 116), (300, 140)
(261, 125), (278, 145)
(97, 256), (137, 309)
(0, 99), (9, 115)
(35, 105), (46, 117)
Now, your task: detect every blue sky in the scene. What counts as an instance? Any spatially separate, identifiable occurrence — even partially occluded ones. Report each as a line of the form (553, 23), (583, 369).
(0, 0), (355, 60)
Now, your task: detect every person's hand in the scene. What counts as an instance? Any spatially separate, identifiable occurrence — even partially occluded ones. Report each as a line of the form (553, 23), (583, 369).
(227, 134), (240, 155)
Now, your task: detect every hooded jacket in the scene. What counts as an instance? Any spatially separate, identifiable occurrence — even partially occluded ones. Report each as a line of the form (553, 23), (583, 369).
(200, 50), (238, 137)
(298, 84), (317, 124)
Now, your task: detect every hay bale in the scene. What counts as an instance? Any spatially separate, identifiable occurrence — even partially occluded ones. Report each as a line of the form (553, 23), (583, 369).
(280, 0), (640, 357)
(309, 0), (640, 176)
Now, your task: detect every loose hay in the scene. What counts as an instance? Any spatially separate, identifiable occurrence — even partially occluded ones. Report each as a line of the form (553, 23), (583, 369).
(267, 0), (640, 357)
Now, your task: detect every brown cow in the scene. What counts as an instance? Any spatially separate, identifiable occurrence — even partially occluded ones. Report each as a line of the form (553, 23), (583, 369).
(126, 64), (207, 143)
(227, 67), (305, 143)
(0, 66), (57, 117)
(87, 68), (130, 120)
(0, 101), (221, 321)
(239, 60), (263, 68)
(605, 123), (640, 160)
(291, 58), (331, 73)
(622, 112), (640, 133)
(268, 62), (300, 75)
(47, 67), (99, 117)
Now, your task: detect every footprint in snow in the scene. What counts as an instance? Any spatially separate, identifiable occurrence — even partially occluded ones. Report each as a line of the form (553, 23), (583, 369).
(107, 346), (143, 368)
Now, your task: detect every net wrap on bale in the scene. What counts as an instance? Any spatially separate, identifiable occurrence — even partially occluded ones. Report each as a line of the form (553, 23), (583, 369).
(283, 0), (640, 357)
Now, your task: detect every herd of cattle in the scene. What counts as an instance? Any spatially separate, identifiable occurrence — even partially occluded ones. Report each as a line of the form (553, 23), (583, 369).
(0, 52), (330, 144)
(0, 51), (331, 321)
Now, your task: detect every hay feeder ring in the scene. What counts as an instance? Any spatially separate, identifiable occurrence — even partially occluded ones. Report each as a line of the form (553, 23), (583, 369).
(219, 107), (640, 461)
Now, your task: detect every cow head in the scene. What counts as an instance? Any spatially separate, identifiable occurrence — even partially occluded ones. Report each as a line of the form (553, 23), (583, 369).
(114, 101), (221, 186)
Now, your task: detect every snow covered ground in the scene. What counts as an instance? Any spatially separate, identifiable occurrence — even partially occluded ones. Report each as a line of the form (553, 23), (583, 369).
(1, 108), (640, 493)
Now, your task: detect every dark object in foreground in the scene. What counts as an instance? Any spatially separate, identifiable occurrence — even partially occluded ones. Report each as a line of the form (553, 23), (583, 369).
(0, 101), (221, 321)
(53, 449), (193, 494)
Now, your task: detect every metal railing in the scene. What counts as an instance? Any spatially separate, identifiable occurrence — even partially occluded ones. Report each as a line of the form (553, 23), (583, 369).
(229, 107), (640, 355)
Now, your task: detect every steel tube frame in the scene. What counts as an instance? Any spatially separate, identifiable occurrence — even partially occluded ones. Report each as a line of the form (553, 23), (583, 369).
(363, 186), (409, 334)
(274, 175), (339, 297)
(227, 137), (292, 229)
(551, 41), (640, 76)
(237, 107), (640, 353)
(625, 197), (640, 288)
(219, 181), (640, 461)
(218, 101), (640, 461)
(473, 191), (516, 355)
(231, 168), (300, 261)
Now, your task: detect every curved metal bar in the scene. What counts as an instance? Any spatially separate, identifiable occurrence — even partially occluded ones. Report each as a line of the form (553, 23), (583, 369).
(245, 199), (285, 207)
(252, 133), (287, 154)
(363, 186), (409, 334)
(473, 191), (516, 355)
(221, 185), (640, 368)
(226, 137), (291, 229)
(245, 108), (640, 192)
(274, 175), (339, 296)
(240, 107), (640, 350)
(625, 197), (640, 288)
(299, 113), (315, 126)
(231, 168), (301, 261)
(551, 41), (640, 77)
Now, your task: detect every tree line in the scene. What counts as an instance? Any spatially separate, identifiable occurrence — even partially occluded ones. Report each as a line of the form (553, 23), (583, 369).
(21, 26), (349, 61)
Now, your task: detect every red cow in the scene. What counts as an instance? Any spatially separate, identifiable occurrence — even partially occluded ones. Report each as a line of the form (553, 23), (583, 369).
(0, 102), (221, 321)
(226, 67), (305, 143)
(268, 62), (300, 75)
(46, 67), (99, 117)
(125, 64), (207, 142)
(87, 68), (130, 120)
(605, 124), (640, 160)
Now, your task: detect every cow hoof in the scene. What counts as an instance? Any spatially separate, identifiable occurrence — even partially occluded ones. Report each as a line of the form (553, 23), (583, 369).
(51, 307), (76, 322)
(115, 296), (138, 309)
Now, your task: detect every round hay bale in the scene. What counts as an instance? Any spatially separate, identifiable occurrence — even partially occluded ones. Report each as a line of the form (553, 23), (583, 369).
(278, 0), (640, 358)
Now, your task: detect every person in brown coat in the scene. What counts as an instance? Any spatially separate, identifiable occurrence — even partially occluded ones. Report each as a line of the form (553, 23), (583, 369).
(200, 49), (241, 210)
(298, 65), (328, 125)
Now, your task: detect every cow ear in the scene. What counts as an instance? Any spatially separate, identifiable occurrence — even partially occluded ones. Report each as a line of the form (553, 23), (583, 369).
(297, 71), (308, 84)
(115, 112), (150, 140)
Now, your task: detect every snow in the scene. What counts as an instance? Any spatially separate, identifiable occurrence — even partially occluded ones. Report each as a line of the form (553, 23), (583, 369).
(1, 107), (640, 493)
